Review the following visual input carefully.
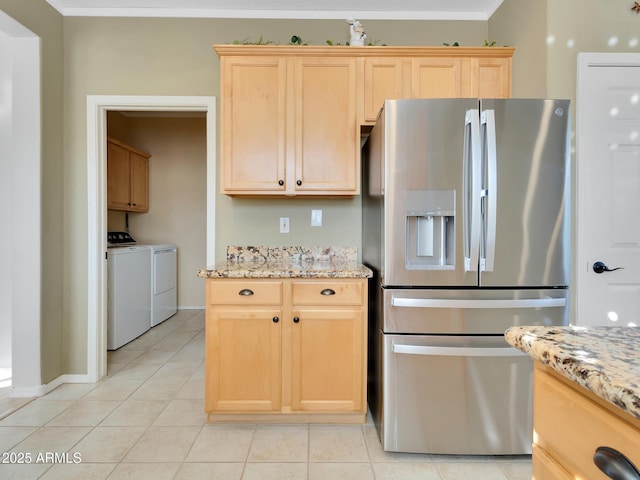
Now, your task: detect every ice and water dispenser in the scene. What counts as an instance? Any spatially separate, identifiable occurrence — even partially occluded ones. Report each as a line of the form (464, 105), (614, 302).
(405, 190), (455, 269)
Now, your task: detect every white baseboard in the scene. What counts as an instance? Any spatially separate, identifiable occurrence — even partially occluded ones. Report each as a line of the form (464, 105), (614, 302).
(10, 373), (95, 398)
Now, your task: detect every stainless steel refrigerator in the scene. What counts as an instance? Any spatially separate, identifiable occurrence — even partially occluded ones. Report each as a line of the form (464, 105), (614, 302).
(362, 98), (571, 455)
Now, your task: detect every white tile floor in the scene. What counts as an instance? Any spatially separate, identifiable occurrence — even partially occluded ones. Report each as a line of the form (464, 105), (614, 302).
(0, 310), (532, 479)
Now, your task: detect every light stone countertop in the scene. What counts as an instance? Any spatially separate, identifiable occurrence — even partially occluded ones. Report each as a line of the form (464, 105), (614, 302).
(505, 325), (640, 419)
(197, 246), (373, 279)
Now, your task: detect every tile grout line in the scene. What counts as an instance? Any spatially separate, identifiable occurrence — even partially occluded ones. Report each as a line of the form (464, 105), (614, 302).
(0, 310), (532, 479)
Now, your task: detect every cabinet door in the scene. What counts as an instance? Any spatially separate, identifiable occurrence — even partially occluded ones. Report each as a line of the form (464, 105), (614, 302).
(412, 57), (464, 98)
(220, 57), (287, 194)
(289, 307), (365, 412)
(107, 141), (131, 210)
(206, 307), (282, 412)
(472, 57), (512, 98)
(129, 151), (149, 212)
(362, 57), (410, 124)
(292, 57), (359, 194)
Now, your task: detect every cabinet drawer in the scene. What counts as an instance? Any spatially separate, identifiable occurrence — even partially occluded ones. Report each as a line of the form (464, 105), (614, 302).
(292, 281), (363, 306)
(208, 280), (283, 305)
(535, 366), (640, 479)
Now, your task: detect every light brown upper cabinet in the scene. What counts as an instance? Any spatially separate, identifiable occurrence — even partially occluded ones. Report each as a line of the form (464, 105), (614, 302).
(292, 57), (359, 194)
(107, 137), (150, 212)
(362, 57), (411, 124)
(216, 46), (359, 196)
(360, 47), (514, 124)
(471, 56), (513, 99)
(214, 45), (513, 195)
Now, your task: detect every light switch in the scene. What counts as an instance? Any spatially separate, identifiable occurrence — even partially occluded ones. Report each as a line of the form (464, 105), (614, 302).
(280, 217), (290, 233)
(311, 210), (322, 227)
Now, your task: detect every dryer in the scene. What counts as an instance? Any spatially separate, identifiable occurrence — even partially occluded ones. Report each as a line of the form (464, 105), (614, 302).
(148, 244), (177, 327)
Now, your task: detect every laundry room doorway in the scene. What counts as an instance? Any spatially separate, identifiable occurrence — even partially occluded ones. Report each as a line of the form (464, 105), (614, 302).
(87, 95), (216, 383)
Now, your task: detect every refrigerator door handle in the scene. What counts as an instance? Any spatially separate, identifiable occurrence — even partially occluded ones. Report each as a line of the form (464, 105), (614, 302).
(392, 344), (526, 357)
(482, 109), (498, 272)
(464, 109), (482, 272)
(391, 297), (566, 309)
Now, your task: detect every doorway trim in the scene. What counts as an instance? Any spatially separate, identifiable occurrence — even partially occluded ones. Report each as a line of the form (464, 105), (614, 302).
(0, 12), (42, 396)
(86, 95), (216, 382)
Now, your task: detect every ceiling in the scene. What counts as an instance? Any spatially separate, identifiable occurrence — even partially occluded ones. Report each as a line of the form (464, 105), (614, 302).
(44, 0), (504, 21)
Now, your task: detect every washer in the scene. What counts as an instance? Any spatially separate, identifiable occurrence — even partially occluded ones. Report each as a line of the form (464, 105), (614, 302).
(148, 244), (177, 327)
(107, 245), (151, 350)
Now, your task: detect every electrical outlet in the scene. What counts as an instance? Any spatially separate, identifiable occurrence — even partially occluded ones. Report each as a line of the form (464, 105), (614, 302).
(280, 217), (290, 233)
(311, 209), (322, 227)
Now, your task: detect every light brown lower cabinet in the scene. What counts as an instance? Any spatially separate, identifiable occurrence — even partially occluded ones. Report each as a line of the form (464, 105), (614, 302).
(205, 278), (367, 423)
(533, 362), (640, 479)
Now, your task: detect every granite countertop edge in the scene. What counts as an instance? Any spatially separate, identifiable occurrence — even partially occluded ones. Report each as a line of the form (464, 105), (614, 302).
(505, 325), (640, 419)
(197, 246), (373, 279)
(197, 262), (373, 279)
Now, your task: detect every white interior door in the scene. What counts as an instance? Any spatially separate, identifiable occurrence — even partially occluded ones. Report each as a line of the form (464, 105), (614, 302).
(576, 53), (640, 327)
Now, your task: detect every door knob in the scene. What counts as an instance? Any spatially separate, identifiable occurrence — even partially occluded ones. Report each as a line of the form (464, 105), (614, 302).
(593, 261), (624, 274)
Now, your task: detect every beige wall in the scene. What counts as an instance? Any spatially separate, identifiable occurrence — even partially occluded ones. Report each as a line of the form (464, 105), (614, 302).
(106, 113), (207, 308)
(491, 0), (640, 109)
(61, 17), (488, 374)
(546, 1), (640, 101)
(490, 0), (548, 98)
(8, 0), (640, 381)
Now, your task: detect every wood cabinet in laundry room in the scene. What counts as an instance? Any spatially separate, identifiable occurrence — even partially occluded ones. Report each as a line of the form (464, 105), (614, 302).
(107, 137), (150, 213)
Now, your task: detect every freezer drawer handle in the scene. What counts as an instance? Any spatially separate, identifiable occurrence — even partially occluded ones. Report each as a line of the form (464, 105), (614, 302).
(392, 344), (526, 357)
(391, 297), (566, 309)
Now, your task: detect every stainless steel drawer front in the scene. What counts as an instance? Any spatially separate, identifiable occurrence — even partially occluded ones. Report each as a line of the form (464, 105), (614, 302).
(382, 333), (533, 455)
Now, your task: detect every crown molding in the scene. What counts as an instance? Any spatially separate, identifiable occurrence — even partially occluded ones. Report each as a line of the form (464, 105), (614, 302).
(44, 0), (502, 21)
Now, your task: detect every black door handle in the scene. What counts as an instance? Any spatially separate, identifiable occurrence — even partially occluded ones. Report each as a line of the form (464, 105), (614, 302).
(593, 261), (624, 274)
(594, 446), (640, 480)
